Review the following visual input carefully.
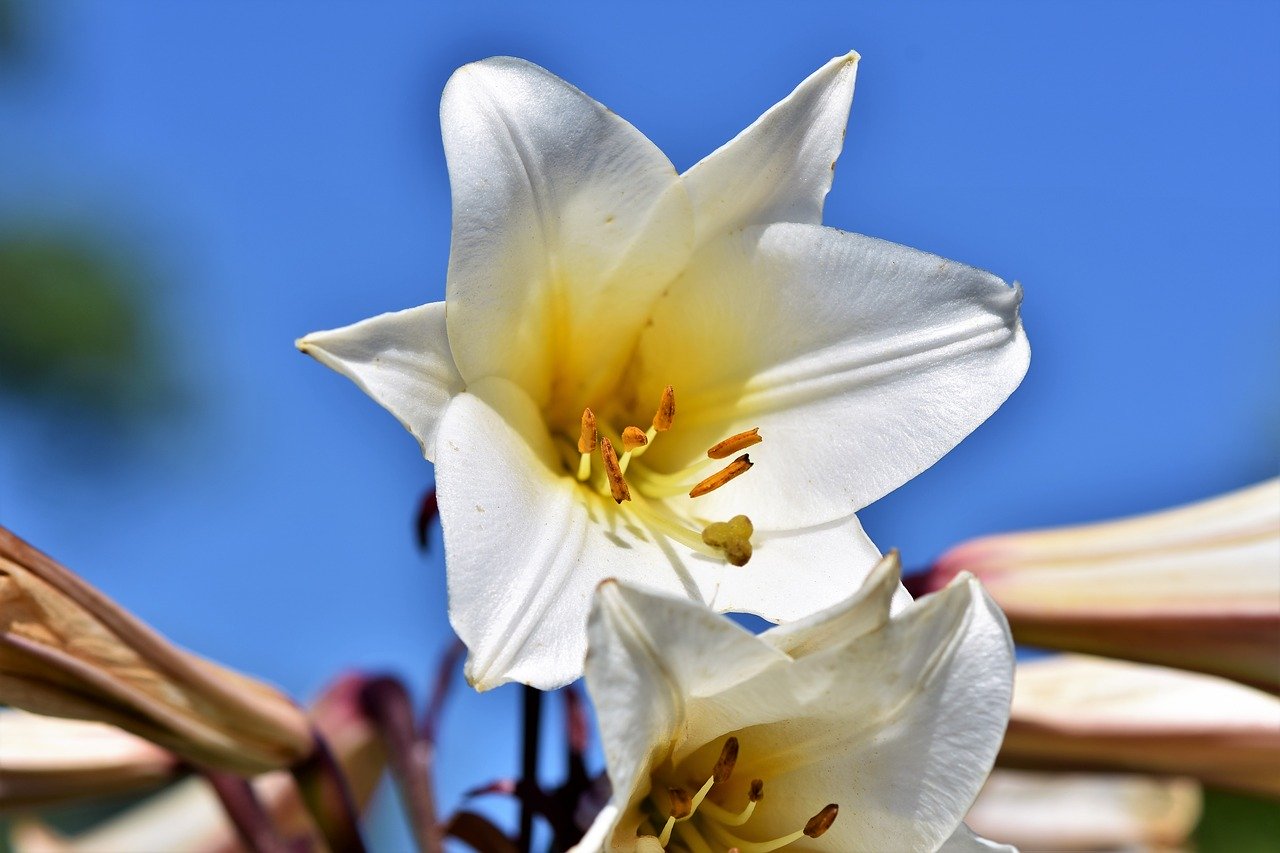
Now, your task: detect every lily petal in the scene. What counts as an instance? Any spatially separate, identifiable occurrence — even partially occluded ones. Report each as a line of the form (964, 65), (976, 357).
(683, 52), (859, 245)
(926, 479), (1280, 692)
(937, 822), (1018, 853)
(638, 222), (1028, 528)
(585, 578), (790, 843)
(965, 770), (1201, 852)
(1001, 654), (1280, 798)
(581, 570), (1013, 852)
(679, 576), (1013, 852)
(437, 376), (893, 690)
(759, 549), (910, 659)
(707, 510), (883, 622)
(440, 57), (693, 413)
(297, 301), (462, 461)
(436, 378), (719, 692)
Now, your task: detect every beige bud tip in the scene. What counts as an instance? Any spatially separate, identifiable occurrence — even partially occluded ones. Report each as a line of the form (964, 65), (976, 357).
(599, 438), (631, 503)
(667, 786), (692, 819)
(689, 454), (753, 499)
(621, 425), (649, 452)
(749, 779), (764, 802)
(713, 736), (739, 783)
(653, 385), (675, 431)
(707, 427), (762, 459)
(577, 407), (597, 454)
(804, 804), (839, 838)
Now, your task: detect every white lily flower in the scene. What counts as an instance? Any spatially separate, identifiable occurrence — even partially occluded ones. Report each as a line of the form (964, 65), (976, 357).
(299, 54), (1030, 690)
(926, 479), (1280, 691)
(574, 553), (1015, 852)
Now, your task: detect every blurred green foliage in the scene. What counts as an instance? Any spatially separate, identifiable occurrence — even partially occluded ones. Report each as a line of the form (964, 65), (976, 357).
(1197, 789), (1280, 852)
(0, 233), (170, 424)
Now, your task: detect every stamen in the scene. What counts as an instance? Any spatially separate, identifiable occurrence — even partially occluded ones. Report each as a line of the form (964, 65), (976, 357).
(622, 426), (649, 452)
(668, 787), (693, 819)
(599, 438), (631, 503)
(804, 804), (839, 838)
(578, 407), (598, 453)
(618, 425), (649, 473)
(689, 454), (753, 498)
(702, 803), (839, 853)
(577, 408), (597, 481)
(673, 820), (715, 853)
(624, 495), (722, 559)
(653, 384), (676, 432)
(687, 773), (716, 817)
(707, 427), (761, 459)
(696, 778), (764, 827)
(713, 736), (739, 783)
(701, 515), (754, 567)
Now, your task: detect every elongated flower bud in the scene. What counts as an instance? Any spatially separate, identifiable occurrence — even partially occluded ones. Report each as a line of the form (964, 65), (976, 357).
(920, 479), (1280, 693)
(0, 526), (312, 776)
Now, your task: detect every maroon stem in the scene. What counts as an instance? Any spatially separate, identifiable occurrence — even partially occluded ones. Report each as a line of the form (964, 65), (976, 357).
(291, 728), (367, 853)
(518, 684), (543, 853)
(204, 770), (295, 853)
(360, 676), (443, 853)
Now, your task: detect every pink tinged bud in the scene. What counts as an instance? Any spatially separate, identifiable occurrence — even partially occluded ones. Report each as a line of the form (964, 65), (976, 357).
(966, 770), (1201, 851)
(0, 526), (313, 776)
(923, 479), (1280, 693)
(1000, 655), (1280, 799)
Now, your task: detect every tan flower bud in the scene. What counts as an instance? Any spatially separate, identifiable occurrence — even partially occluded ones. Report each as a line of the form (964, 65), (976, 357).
(0, 526), (312, 776)
(0, 709), (179, 811)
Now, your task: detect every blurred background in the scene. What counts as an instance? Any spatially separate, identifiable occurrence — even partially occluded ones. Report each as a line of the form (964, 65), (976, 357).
(1, 0), (1276, 850)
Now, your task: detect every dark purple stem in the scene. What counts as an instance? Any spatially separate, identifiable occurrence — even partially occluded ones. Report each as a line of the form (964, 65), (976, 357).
(291, 728), (367, 853)
(518, 684), (543, 853)
(204, 770), (295, 853)
(360, 675), (443, 853)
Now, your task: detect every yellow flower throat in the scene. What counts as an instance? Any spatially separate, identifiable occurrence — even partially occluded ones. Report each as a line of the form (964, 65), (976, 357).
(564, 385), (760, 566)
(641, 737), (839, 852)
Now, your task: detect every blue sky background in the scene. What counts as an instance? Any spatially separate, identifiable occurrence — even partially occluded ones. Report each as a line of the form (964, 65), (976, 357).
(1, 1), (1277, 849)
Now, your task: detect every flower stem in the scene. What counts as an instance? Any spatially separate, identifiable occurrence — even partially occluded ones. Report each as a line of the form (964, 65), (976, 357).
(291, 728), (368, 853)
(204, 770), (295, 853)
(360, 675), (443, 853)
(518, 684), (543, 853)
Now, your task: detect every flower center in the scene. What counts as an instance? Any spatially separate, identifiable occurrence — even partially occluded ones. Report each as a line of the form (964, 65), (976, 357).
(641, 736), (839, 852)
(561, 386), (762, 566)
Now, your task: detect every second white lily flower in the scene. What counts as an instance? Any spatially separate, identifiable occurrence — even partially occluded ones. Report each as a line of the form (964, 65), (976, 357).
(299, 54), (1030, 690)
(574, 553), (1015, 852)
